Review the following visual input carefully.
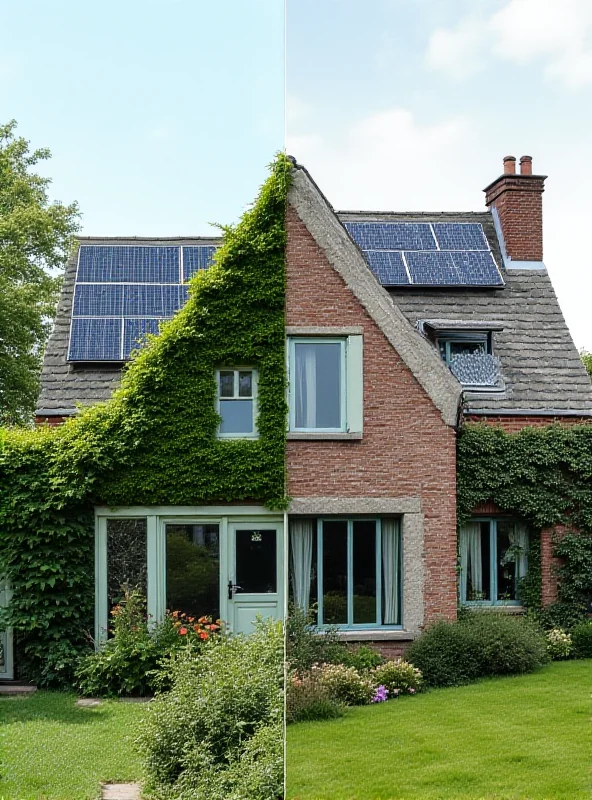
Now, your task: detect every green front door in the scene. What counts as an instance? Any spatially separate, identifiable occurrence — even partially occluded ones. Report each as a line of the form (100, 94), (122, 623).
(227, 523), (283, 634)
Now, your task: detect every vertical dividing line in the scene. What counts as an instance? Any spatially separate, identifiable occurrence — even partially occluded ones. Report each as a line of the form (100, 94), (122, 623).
(317, 519), (323, 625)
(376, 519), (382, 626)
(347, 520), (353, 627)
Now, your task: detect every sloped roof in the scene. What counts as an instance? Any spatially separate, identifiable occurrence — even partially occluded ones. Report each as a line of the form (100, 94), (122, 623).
(36, 236), (221, 417)
(338, 211), (592, 415)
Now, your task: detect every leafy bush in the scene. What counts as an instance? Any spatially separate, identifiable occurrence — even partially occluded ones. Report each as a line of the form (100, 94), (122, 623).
(546, 628), (573, 660)
(316, 663), (374, 706)
(286, 605), (344, 673)
(286, 670), (344, 724)
(75, 587), (218, 697)
(372, 660), (423, 696)
(334, 644), (384, 672)
(408, 613), (548, 687)
(537, 601), (588, 632)
(137, 618), (283, 799)
(571, 621), (592, 658)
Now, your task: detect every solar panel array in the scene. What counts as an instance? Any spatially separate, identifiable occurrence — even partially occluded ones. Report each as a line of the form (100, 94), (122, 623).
(68, 245), (217, 361)
(343, 221), (503, 287)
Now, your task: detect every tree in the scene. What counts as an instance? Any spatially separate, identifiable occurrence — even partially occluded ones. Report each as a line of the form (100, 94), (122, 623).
(0, 120), (80, 424)
(580, 350), (592, 380)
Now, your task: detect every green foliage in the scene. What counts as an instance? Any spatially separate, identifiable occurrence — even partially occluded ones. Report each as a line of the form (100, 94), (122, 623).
(580, 349), (592, 379)
(372, 660), (423, 696)
(286, 605), (344, 673)
(333, 644), (384, 672)
(0, 120), (80, 424)
(287, 670), (344, 724)
(407, 613), (548, 687)
(0, 156), (290, 684)
(571, 620), (592, 658)
(315, 663), (375, 706)
(553, 532), (592, 607)
(137, 619), (283, 800)
(545, 628), (573, 660)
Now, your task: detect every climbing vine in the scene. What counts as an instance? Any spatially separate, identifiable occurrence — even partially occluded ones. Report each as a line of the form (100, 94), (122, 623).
(458, 422), (592, 617)
(0, 155), (291, 684)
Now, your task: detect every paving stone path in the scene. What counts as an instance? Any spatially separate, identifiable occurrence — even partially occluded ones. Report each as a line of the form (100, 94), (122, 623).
(101, 782), (141, 799)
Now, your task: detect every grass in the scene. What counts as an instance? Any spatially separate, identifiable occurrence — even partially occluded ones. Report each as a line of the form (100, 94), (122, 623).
(0, 691), (146, 800)
(287, 660), (592, 800)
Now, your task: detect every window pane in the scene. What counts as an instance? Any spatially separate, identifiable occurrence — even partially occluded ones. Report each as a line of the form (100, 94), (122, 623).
(497, 521), (518, 601)
(322, 520), (348, 624)
(353, 521), (377, 624)
(106, 518), (147, 612)
(238, 371), (253, 398)
(382, 518), (401, 625)
(289, 521), (317, 623)
(464, 521), (491, 602)
(449, 341), (486, 359)
(219, 371), (234, 397)
(294, 342), (342, 429)
(166, 524), (220, 619)
(235, 529), (277, 593)
(219, 399), (253, 433)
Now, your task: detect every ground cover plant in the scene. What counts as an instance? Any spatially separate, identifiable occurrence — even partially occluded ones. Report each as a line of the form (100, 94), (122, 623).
(287, 660), (592, 800)
(138, 618), (283, 800)
(0, 691), (144, 799)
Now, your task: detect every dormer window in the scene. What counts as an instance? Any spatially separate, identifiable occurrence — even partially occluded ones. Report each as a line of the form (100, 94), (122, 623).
(420, 320), (504, 389)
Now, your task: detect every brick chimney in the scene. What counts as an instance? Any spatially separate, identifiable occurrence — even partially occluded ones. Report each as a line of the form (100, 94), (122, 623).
(484, 155), (547, 263)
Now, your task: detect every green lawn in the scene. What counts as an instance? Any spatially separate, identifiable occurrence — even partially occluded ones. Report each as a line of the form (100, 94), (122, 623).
(287, 661), (592, 800)
(0, 692), (146, 800)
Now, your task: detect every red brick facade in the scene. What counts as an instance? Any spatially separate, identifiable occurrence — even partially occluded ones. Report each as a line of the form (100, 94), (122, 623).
(286, 204), (458, 624)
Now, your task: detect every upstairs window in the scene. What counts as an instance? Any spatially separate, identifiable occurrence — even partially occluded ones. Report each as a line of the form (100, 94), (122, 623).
(217, 369), (257, 438)
(437, 332), (501, 388)
(290, 339), (345, 431)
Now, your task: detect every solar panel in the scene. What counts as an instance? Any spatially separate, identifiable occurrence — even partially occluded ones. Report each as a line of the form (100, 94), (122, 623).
(68, 318), (122, 361)
(344, 222), (436, 251)
(123, 285), (188, 316)
(364, 251), (409, 285)
(123, 318), (162, 358)
(451, 252), (504, 286)
(432, 223), (489, 251)
(183, 246), (217, 281)
(73, 284), (123, 316)
(406, 252), (459, 285)
(77, 246), (180, 283)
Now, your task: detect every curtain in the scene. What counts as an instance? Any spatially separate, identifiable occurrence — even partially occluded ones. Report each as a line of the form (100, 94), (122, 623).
(459, 522), (482, 600)
(382, 519), (400, 625)
(295, 345), (317, 428)
(290, 519), (314, 611)
(513, 523), (529, 579)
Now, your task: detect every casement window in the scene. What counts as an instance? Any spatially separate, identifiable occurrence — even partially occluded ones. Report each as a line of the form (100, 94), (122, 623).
(288, 336), (363, 435)
(436, 331), (501, 388)
(459, 519), (528, 605)
(438, 332), (490, 364)
(216, 368), (258, 438)
(289, 518), (402, 628)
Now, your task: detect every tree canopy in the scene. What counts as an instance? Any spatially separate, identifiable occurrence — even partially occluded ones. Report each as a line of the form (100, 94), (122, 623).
(0, 120), (80, 425)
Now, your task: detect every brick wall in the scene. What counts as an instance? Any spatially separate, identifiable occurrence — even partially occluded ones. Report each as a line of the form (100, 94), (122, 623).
(286, 204), (458, 623)
(484, 173), (545, 262)
(34, 416), (68, 426)
(465, 415), (591, 432)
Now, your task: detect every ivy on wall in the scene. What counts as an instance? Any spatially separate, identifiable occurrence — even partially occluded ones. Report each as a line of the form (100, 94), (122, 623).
(0, 155), (291, 683)
(458, 423), (592, 616)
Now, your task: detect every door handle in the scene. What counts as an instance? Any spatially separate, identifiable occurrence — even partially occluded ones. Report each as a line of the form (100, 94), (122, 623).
(228, 581), (243, 599)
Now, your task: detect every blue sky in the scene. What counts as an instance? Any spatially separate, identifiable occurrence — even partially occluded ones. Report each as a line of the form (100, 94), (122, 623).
(287, 0), (592, 350)
(3, 0), (592, 349)
(0, 1), (284, 237)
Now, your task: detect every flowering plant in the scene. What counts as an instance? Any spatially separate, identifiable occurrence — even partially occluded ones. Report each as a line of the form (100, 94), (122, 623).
(546, 628), (572, 660)
(372, 659), (423, 696)
(372, 685), (389, 703)
(168, 610), (222, 643)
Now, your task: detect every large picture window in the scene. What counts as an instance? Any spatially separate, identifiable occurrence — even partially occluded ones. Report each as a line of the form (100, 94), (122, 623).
(459, 519), (528, 605)
(289, 517), (402, 628)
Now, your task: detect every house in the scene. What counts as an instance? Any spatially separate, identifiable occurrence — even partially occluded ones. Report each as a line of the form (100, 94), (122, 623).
(3, 154), (589, 680)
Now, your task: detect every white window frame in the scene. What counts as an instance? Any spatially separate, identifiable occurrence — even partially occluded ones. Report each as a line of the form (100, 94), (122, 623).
(216, 367), (258, 440)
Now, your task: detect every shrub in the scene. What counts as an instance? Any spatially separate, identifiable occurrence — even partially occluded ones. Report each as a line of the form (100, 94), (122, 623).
(571, 621), (592, 658)
(286, 605), (345, 673)
(408, 613), (548, 687)
(372, 660), (423, 696)
(137, 618), (283, 798)
(75, 586), (218, 697)
(546, 628), (573, 660)
(316, 663), (374, 706)
(286, 670), (344, 724)
(334, 645), (384, 672)
(537, 601), (587, 632)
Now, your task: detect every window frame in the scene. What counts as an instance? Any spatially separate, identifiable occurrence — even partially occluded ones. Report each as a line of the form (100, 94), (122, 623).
(459, 518), (528, 607)
(215, 367), (259, 440)
(437, 331), (491, 366)
(314, 517), (403, 630)
(288, 337), (347, 433)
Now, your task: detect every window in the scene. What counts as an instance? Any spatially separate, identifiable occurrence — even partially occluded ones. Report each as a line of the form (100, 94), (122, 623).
(216, 368), (257, 438)
(288, 336), (363, 434)
(438, 333), (489, 364)
(437, 332), (501, 388)
(289, 517), (402, 628)
(459, 519), (528, 604)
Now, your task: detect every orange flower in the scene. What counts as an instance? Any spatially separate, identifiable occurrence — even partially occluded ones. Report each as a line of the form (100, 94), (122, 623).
(179, 627), (188, 635)
(199, 631), (209, 640)
(209, 623), (220, 631)
(172, 611), (179, 619)
(198, 616), (208, 624)
(188, 617), (195, 623)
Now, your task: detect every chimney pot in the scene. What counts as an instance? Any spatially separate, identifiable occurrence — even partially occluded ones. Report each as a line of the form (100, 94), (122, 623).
(520, 155), (533, 175)
(503, 156), (516, 175)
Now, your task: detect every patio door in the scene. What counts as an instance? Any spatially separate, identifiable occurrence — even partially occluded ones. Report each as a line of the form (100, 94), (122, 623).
(227, 523), (283, 634)
(0, 579), (13, 680)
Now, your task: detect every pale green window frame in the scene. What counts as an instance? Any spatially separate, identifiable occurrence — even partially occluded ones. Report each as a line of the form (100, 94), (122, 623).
(288, 335), (363, 435)
(216, 367), (259, 440)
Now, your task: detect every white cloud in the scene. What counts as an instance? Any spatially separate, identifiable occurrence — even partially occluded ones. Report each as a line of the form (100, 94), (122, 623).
(286, 94), (313, 126)
(426, 0), (592, 88)
(286, 108), (480, 211)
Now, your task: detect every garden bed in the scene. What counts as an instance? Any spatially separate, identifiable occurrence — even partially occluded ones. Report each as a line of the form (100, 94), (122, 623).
(287, 660), (592, 800)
